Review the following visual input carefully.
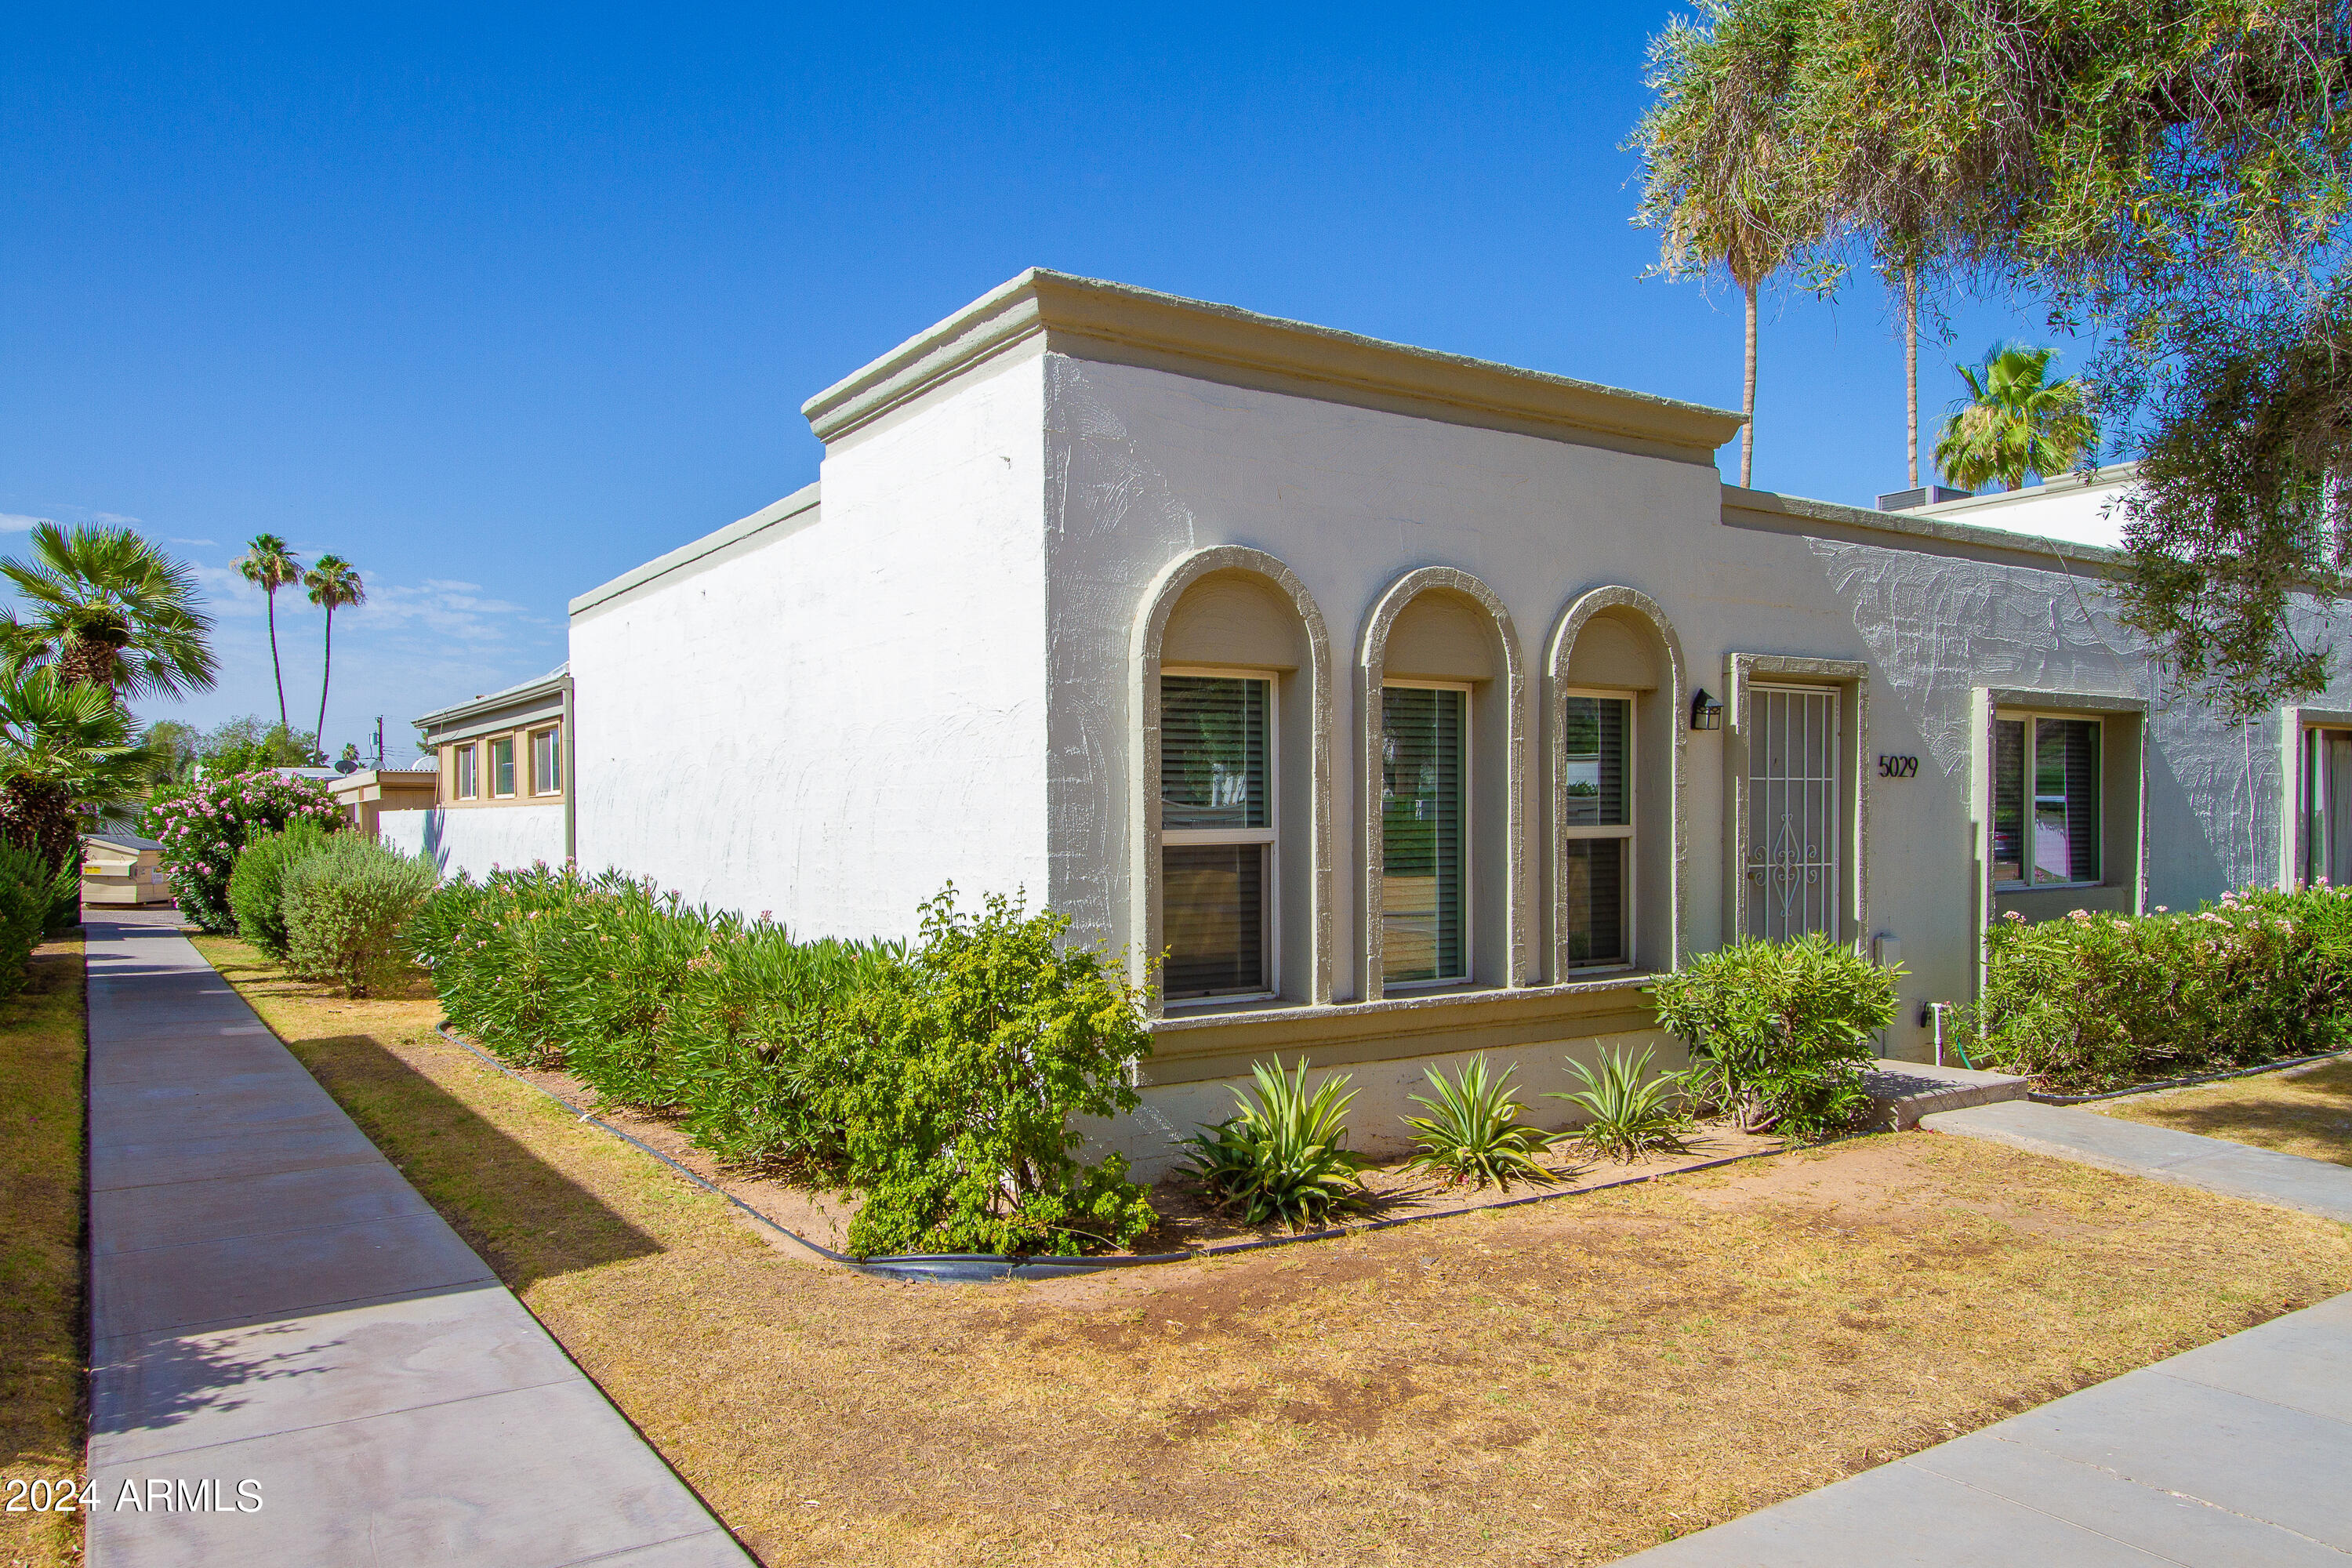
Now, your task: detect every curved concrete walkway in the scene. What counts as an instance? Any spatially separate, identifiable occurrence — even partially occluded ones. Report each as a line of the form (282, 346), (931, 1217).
(1616, 1101), (2352, 1565)
(82, 912), (750, 1567)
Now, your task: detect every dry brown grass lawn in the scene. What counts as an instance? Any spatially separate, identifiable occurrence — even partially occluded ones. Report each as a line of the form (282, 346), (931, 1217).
(0, 938), (87, 1568)
(195, 934), (2352, 1568)
(2096, 1056), (2352, 1167)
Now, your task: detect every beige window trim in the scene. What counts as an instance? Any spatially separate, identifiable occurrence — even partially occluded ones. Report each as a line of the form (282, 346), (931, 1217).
(1160, 663), (1282, 1009)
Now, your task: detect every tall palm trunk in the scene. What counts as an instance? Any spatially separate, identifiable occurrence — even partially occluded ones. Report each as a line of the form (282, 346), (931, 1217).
(265, 586), (287, 728)
(1740, 279), (1758, 488)
(1904, 267), (1919, 488)
(314, 602), (336, 761)
(0, 777), (78, 877)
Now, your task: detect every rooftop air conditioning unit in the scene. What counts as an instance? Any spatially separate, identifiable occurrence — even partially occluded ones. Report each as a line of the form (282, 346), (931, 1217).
(1875, 485), (1972, 512)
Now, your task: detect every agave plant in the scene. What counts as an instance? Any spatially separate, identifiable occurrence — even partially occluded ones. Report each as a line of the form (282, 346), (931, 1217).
(1402, 1054), (1557, 1189)
(1547, 1044), (1693, 1162)
(1180, 1058), (1370, 1230)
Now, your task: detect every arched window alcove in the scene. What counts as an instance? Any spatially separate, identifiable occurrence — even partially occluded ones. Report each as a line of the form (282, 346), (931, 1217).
(1131, 547), (1333, 1018)
(1358, 568), (1530, 1003)
(1546, 586), (1687, 978)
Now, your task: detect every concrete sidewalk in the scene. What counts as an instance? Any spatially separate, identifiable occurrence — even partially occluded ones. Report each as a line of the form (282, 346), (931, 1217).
(82, 912), (750, 1567)
(1616, 1289), (2352, 1566)
(1922, 1097), (2352, 1225)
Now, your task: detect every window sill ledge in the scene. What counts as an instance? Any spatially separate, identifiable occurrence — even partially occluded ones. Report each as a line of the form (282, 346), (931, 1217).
(1148, 971), (1657, 1033)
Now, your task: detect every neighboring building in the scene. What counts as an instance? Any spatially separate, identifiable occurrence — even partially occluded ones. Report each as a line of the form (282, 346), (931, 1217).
(82, 832), (171, 906)
(382, 666), (572, 877)
(539, 271), (2328, 1172)
(327, 766), (441, 836)
(1888, 461), (2139, 552)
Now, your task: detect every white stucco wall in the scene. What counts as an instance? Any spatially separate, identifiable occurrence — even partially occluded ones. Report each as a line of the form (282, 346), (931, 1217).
(380, 806), (567, 881)
(568, 351), (1053, 941)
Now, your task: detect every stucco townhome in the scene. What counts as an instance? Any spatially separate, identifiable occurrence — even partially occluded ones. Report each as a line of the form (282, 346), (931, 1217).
(535, 270), (2344, 1170)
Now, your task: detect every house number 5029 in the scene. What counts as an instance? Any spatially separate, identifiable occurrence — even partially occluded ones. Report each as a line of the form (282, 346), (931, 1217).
(1877, 754), (1919, 779)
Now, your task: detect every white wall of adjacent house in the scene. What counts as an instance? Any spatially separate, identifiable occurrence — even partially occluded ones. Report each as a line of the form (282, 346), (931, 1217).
(380, 805), (566, 880)
(566, 350), (1054, 940)
(1906, 462), (2136, 550)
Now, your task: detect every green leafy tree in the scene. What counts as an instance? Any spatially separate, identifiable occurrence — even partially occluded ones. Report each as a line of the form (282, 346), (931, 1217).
(1739, 0), (2352, 709)
(0, 666), (154, 875)
(234, 533), (303, 729)
(303, 554), (364, 764)
(0, 522), (216, 704)
(1632, 0), (1829, 488)
(1933, 344), (2096, 492)
(196, 715), (319, 773)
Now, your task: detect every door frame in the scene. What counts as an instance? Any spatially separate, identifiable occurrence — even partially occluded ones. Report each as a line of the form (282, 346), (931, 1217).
(1725, 655), (1870, 949)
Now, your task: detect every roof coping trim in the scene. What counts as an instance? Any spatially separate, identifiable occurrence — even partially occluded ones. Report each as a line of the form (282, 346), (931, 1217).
(800, 269), (1746, 463)
(568, 482), (822, 618)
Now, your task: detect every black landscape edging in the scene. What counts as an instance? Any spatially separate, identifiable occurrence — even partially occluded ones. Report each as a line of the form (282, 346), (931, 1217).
(2027, 1049), (2350, 1105)
(435, 1023), (1809, 1284)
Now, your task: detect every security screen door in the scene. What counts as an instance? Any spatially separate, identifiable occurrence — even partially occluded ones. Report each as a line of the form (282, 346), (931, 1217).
(1745, 685), (1842, 941)
(2306, 728), (2352, 887)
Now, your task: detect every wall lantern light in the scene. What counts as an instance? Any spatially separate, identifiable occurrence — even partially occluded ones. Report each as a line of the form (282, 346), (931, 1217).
(1690, 688), (1724, 731)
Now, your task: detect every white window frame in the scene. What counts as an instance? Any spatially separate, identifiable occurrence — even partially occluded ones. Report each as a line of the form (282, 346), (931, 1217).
(531, 725), (562, 797)
(1559, 687), (1636, 974)
(1993, 707), (2103, 891)
(1160, 666), (1280, 1007)
(1381, 677), (1474, 991)
(454, 743), (477, 800)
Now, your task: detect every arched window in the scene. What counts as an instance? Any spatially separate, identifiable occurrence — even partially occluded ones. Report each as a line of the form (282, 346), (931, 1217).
(1359, 568), (1530, 1000)
(1131, 548), (1333, 1015)
(1547, 586), (1687, 977)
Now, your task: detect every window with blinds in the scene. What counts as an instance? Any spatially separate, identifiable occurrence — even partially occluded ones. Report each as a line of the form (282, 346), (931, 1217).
(455, 744), (477, 800)
(1561, 695), (1632, 967)
(1992, 712), (2100, 887)
(492, 735), (517, 798)
(1160, 674), (1274, 1000)
(1382, 684), (1467, 985)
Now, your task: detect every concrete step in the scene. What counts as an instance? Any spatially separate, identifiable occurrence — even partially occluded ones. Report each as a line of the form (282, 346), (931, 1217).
(1863, 1058), (2031, 1130)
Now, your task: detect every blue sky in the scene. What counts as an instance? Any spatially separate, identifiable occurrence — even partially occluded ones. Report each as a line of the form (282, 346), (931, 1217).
(2, 4), (2074, 755)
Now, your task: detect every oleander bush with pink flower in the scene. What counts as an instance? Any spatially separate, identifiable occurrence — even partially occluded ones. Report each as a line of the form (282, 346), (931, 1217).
(147, 771), (343, 933)
(1960, 885), (2352, 1092)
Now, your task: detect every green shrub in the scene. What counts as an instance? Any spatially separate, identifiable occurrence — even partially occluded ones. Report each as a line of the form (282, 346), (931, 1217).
(281, 837), (438, 996)
(817, 890), (1157, 1258)
(662, 925), (902, 1172)
(405, 862), (598, 1065)
(1401, 1054), (1555, 1189)
(407, 872), (1156, 1257)
(1182, 1058), (1370, 1229)
(1649, 934), (1893, 1142)
(0, 840), (55, 997)
(1961, 887), (2352, 1093)
(229, 818), (334, 960)
(146, 770), (342, 932)
(1548, 1044), (1692, 1161)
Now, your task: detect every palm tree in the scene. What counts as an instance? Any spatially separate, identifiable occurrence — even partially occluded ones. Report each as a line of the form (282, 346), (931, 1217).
(0, 666), (153, 875)
(1633, 0), (1824, 488)
(1935, 344), (2096, 492)
(234, 533), (303, 728)
(304, 555), (365, 760)
(0, 523), (217, 706)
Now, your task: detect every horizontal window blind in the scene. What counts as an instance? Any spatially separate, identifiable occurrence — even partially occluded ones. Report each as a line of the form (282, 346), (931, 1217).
(2034, 717), (2100, 884)
(1991, 720), (2025, 884)
(1162, 843), (1266, 998)
(1162, 676), (1268, 832)
(1561, 697), (1628, 826)
(1381, 685), (1466, 985)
